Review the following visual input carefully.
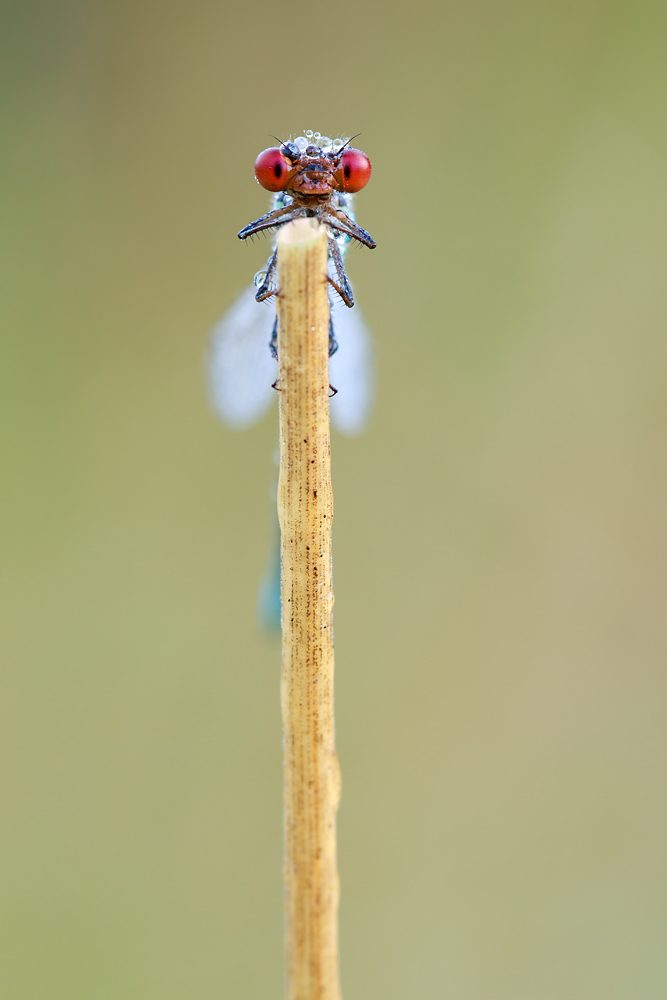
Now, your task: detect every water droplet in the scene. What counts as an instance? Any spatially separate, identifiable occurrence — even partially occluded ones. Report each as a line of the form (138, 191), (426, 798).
(254, 270), (267, 288)
(305, 129), (314, 139)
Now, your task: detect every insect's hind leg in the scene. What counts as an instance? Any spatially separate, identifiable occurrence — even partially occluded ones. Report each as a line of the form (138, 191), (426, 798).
(270, 308), (337, 358)
(268, 297), (337, 362)
(269, 315), (278, 360)
(328, 313), (338, 357)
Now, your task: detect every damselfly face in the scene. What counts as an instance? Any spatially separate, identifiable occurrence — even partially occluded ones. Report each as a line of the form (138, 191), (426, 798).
(254, 139), (372, 197)
(208, 131), (376, 435)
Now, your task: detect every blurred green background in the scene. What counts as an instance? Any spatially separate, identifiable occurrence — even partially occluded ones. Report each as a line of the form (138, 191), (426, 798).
(2, 0), (667, 997)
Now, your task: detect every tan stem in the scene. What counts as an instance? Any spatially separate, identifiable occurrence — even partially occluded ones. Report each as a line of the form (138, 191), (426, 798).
(277, 219), (341, 1000)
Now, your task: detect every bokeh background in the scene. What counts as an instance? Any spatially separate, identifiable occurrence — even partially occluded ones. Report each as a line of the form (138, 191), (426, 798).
(2, 1), (667, 997)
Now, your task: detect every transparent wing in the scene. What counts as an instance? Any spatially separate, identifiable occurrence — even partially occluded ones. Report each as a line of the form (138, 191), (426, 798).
(207, 285), (278, 429)
(329, 296), (374, 436)
(208, 281), (373, 435)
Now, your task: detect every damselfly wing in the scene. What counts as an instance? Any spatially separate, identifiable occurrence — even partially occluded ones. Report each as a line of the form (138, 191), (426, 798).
(208, 281), (373, 436)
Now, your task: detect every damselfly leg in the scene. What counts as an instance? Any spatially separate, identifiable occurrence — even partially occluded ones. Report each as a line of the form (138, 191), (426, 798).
(269, 313), (338, 360)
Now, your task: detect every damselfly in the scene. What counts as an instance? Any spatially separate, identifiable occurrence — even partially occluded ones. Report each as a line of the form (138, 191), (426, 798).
(208, 131), (376, 626)
(208, 131), (376, 434)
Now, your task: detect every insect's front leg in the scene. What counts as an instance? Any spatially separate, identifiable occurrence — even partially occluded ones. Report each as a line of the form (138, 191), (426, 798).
(326, 237), (354, 308)
(319, 204), (376, 249)
(238, 204), (306, 241)
(255, 247), (277, 302)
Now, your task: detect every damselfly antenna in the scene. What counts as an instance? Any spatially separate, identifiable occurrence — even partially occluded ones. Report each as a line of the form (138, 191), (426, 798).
(336, 133), (363, 154)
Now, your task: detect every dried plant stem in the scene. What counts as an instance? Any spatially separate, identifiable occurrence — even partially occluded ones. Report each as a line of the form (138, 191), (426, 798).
(276, 219), (341, 1000)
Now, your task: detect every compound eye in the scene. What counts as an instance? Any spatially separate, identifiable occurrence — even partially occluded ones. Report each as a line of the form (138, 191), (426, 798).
(338, 149), (372, 192)
(254, 147), (291, 191)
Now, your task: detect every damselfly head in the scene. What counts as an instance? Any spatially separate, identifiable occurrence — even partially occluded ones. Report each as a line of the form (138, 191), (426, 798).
(254, 134), (372, 196)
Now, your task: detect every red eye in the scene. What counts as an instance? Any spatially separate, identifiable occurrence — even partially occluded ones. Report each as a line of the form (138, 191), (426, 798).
(254, 147), (291, 191)
(337, 149), (372, 192)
